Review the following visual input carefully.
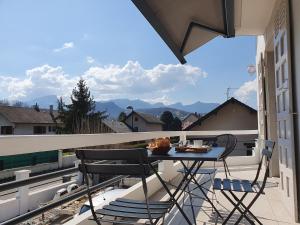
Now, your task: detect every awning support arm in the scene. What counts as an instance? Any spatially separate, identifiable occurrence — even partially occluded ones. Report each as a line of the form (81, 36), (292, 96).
(180, 21), (227, 53)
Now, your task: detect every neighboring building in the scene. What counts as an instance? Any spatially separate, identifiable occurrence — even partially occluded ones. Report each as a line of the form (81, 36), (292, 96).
(181, 113), (200, 130)
(0, 105), (59, 135)
(184, 98), (258, 156)
(102, 120), (132, 133)
(124, 111), (163, 132)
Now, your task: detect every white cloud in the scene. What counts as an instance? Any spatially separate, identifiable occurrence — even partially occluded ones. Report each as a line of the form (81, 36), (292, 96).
(0, 61), (207, 102)
(234, 78), (257, 102)
(53, 42), (74, 52)
(86, 56), (95, 64)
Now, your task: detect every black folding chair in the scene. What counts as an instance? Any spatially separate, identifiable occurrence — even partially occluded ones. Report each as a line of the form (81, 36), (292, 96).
(76, 148), (172, 225)
(214, 134), (237, 178)
(213, 140), (275, 225)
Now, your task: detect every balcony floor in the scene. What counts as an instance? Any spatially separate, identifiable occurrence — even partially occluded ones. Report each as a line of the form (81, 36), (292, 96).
(159, 166), (296, 225)
(76, 166), (297, 225)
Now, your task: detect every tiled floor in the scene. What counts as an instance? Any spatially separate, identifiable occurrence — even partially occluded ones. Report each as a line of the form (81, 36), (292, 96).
(161, 167), (296, 225)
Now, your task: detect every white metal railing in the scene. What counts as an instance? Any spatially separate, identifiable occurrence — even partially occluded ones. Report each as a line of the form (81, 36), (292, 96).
(0, 130), (258, 156)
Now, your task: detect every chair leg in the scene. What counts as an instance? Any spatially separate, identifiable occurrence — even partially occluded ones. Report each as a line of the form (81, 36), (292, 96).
(224, 160), (231, 176)
(223, 160), (228, 178)
(221, 191), (253, 225)
(229, 191), (263, 225)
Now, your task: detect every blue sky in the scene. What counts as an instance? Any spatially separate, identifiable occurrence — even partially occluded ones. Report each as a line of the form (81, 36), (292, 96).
(0, 0), (258, 107)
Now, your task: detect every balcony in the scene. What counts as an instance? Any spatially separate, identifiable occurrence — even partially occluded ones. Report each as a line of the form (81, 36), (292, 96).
(0, 130), (295, 225)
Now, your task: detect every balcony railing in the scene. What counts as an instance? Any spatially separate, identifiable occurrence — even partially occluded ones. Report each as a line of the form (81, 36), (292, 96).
(0, 130), (258, 224)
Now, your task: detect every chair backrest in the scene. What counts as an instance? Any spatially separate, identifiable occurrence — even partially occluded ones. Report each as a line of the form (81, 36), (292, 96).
(214, 134), (237, 159)
(252, 140), (275, 189)
(76, 148), (150, 176)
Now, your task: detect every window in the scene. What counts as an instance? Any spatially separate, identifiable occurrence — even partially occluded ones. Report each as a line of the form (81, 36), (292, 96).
(279, 146), (282, 163)
(48, 126), (56, 132)
(134, 116), (138, 122)
(1, 126), (13, 135)
(33, 126), (46, 134)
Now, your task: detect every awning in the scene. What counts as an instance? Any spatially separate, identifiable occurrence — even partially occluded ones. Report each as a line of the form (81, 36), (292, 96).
(132, 0), (235, 64)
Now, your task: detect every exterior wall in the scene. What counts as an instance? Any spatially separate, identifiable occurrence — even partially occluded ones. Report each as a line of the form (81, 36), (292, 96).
(125, 114), (162, 132)
(188, 103), (257, 131)
(14, 123), (56, 135)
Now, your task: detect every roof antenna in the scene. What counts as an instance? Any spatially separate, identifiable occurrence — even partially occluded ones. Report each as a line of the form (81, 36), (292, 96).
(226, 87), (238, 100)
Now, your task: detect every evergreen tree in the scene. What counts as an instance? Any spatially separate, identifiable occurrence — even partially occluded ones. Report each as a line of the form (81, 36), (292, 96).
(170, 117), (182, 131)
(118, 112), (127, 122)
(57, 79), (107, 134)
(160, 111), (174, 131)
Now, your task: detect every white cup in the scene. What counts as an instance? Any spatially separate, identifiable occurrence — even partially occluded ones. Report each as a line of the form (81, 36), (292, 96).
(193, 140), (203, 148)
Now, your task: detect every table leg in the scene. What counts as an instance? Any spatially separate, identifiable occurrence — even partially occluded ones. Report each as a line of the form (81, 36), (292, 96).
(149, 162), (195, 225)
(180, 161), (223, 219)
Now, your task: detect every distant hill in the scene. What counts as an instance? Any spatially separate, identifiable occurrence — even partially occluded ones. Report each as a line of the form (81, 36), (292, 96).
(137, 107), (189, 119)
(112, 98), (165, 109)
(27, 96), (220, 119)
(168, 101), (219, 114)
(95, 101), (123, 118)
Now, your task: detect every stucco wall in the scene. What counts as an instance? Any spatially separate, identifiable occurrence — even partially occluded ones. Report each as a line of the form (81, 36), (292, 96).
(189, 103), (257, 131)
(14, 123), (56, 135)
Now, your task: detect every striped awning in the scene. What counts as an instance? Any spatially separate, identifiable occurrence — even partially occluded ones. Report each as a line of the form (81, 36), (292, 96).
(132, 0), (235, 64)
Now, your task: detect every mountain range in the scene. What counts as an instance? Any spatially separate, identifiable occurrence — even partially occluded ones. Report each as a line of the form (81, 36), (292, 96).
(26, 95), (219, 119)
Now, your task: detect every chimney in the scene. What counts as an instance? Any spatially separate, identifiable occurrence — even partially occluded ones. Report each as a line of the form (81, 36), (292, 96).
(49, 105), (53, 114)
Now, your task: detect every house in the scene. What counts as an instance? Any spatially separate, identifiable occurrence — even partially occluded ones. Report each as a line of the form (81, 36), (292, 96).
(0, 105), (58, 135)
(124, 111), (163, 132)
(102, 120), (132, 133)
(181, 113), (200, 130)
(131, 0), (300, 221)
(184, 98), (258, 156)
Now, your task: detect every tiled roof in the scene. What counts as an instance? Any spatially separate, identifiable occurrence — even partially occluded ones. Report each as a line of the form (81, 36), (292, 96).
(0, 105), (58, 124)
(102, 120), (132, 133)
(131, 111), (164, 124)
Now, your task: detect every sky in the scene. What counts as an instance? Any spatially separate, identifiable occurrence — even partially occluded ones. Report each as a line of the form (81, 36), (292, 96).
(0, 0), (258, 107)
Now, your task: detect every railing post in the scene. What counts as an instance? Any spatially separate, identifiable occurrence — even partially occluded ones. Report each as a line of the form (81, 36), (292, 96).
(15, 170), (30, 215)
(179, 131), (187, 142)
(74, 160), (83, 184)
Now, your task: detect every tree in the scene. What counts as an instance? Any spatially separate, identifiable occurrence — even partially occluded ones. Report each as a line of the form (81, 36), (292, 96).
(170, 117), (182, 131)
(33, 102), (40, 112)
(0, 99), (9, 106)
(160, 111), (174, 131)
(57, 79), (108, 134)
(118, 112), (127, 122)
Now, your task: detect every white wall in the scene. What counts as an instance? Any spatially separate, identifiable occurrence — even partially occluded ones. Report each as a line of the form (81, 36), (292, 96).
(14, 123), (56, 135)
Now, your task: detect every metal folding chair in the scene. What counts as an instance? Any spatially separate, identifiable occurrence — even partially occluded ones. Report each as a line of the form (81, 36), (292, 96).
(76, 148), (172, 225)
(214, 134), (237, 178)
(213, 140), (275, 225)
